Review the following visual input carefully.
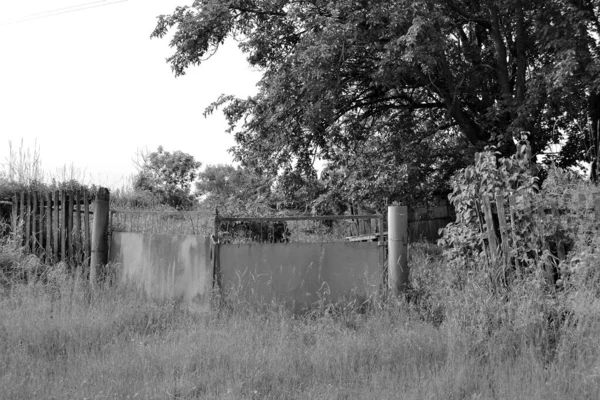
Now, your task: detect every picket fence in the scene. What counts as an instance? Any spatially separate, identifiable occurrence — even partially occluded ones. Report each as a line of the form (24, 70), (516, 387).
(10, 190), (93, 266)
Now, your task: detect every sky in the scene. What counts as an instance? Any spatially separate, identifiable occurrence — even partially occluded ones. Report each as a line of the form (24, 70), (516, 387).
(0, 0), (262, 188)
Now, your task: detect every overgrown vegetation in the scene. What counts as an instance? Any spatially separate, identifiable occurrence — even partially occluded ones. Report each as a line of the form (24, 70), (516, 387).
(2, 146), (600, 398)
(4, 129), (600, 397)
(0, 140), (96, 205)
(2, 234), (600, 399)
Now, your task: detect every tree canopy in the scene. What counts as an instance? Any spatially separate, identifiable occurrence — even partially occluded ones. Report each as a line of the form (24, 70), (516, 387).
(152, 0), (600, 209)
(134, 146), (201, 209)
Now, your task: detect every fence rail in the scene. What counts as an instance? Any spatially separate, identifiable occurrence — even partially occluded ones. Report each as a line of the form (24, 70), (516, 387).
(215, 213), (385, 245)
(218, 214), (382, 222)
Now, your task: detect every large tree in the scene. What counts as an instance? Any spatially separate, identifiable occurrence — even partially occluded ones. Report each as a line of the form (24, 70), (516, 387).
(152, 0), (600, 207)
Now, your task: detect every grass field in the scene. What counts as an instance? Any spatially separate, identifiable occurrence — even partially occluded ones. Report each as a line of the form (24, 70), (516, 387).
(1, 259), (600, 400)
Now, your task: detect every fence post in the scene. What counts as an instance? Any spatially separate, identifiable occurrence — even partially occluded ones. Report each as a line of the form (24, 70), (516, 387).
(388, 205), (409, 295)
(482, 194), (499, 266)
(90, 187), (110, 287)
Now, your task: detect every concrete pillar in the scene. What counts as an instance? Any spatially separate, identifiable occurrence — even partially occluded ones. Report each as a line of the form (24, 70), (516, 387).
(90, 187), (110, 286)
(388, 205), (409, 294)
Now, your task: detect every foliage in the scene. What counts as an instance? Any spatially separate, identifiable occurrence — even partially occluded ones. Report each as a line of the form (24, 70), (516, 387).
(152, 0), (600, 207)
(195, 164), (274, 214)
(195, 163), (376, 216)
(133, 146), (201, 210)
(439, 139), (538, 288)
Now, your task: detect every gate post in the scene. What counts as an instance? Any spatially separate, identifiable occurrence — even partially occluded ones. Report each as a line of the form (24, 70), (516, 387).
(388, 205), (409, 294)
(90, 187), (110, 287)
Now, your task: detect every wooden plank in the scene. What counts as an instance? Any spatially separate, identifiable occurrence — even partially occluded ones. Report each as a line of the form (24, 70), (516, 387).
(481, 194), (499, 266)
(11, 194), (17, 237)
(346, 233), (380, 242)
(495, 191), (510, 271)
(31, 192), (37, 253)
(528, 194), (553, 280)
(19, 192), (25, 245)
(508, 195), (519, 250)
(551, 200), (566, 262)
(53, 191), (59, 262)
(25, 192), (31, 252)
(83, 190), (91, 269)
(37, 192), (44, 253)
(75, 190), (82, 265)
(68, 190), (74, 263)
(46, 192), (52, 262)
(358, 210), (366, 235)
(474, 199), (486, 235)
(37, 193), (44, 255)
(521, 195), (541, 249)
(39, 194), (45, 256)
(60, 190), (67, 262)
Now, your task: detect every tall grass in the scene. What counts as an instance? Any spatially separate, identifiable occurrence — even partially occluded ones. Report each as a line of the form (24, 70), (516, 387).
(1, 244), (600, 399)
(1, 140), (91, 189)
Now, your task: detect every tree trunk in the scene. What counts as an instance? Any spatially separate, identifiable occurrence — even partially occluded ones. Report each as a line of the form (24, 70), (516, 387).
(589, 92), (600, 182)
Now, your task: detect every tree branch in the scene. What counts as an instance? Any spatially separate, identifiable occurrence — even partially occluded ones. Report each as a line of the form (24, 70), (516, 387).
(229, 6), (286, 17)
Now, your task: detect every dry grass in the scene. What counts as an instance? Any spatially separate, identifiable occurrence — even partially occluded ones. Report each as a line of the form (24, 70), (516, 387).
(1, 256), (599, 400)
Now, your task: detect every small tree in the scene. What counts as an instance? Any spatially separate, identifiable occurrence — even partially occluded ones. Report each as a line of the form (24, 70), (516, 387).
(134, 146), (201, 210)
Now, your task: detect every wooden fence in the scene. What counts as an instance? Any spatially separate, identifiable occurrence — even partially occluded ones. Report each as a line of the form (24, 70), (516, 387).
(477, 190), (600, 286)
(10, 190), (93, 267)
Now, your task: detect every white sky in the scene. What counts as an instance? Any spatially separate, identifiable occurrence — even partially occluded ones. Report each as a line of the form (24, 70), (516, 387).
(0, 0), (262, 189)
